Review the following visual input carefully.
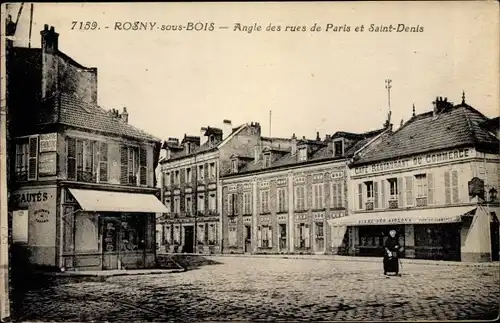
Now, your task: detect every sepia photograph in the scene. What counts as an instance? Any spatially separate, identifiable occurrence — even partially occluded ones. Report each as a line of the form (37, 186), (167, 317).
(1, 1), (499, 322)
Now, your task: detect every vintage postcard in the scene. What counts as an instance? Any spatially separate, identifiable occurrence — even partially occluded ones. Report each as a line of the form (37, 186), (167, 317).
(1, 1), (499, 322)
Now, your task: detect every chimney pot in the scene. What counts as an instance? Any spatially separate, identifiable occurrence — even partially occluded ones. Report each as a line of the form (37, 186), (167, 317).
(44, 24), (49, 30)
(50, 26), (55, 32)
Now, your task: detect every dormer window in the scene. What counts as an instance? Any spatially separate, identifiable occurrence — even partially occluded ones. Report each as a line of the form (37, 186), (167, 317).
(263, 153), (271, 168)
(334, 139), (344, 157)
(231, 159), (238, 173)
(209, 135), (215, 145)
(298, 147), (307, 161)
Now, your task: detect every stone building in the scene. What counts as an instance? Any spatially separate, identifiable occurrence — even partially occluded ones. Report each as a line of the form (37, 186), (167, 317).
(220, 127), (387, 255)
(7, 25), (168, 271)
(157, 121), (262, 254)
(330, 95), (500, 262)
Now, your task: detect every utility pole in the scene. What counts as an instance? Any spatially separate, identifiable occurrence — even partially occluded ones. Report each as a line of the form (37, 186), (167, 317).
(385, 79), (392, 127)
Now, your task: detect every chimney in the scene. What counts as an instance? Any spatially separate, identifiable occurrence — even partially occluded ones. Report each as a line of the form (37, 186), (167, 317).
(433, 96), (439, 117)
(254, 144), (260, 164)
(121, 107), (129, 123)
(222, 119), (232, 139)
(40, 24), (59, 53)
(200, 127), (208, 146)
(291, 133), (297, 155)
(316, 132), (321, 141)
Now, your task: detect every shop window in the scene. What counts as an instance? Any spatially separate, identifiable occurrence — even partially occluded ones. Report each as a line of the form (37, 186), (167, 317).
(277, 188), (287, 213)
(120, 215), (146, 251)
(75, 212), (99, 253)
(260, 190), (270, 213)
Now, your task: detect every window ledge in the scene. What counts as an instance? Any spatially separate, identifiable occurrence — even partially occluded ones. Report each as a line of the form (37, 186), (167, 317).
(276, 211), (288, 214)
(259, 212), (271, 215)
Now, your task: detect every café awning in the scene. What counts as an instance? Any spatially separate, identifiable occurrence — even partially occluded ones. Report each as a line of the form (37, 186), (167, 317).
(68, 188), (168, 213)
(327, 206), (477, 227)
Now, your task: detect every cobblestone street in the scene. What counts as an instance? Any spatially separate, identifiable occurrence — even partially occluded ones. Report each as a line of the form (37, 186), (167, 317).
(14, 257), (500, 322)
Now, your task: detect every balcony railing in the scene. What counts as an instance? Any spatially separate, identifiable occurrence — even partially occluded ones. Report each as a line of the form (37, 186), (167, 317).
(416, 197), (428, 207)
(207, 210), (219, 217)
(365, 201), (374, 211)
(78, 170), (96, 183)
(388, 199), (399, 209)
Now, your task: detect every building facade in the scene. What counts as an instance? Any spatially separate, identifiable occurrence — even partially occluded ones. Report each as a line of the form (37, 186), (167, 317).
(220, 128), (387, 255)
(330, 96), (500, 262)
(157, 121), (262, 254)
(7, 25), (167, 271)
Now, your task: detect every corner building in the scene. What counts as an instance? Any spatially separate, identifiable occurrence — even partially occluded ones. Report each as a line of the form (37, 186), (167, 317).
(220, 128), (386, 255)
(330, 96), (500, 262)
(7, 25), (167, 271)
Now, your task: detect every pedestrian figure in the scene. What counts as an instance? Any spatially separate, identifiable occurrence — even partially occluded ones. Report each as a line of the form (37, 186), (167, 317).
(383, 229), (402, 276)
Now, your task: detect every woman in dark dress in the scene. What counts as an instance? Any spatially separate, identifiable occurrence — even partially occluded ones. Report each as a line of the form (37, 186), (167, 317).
(383, 229), (401, 276)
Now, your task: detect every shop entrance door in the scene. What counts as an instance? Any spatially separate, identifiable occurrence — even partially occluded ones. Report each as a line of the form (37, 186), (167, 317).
(279, 224), (287, 250)
(315, 222), (325, 253)
(184, 226), (194, 253)
(244, 225), (252, 253)
(102, 216), (120, 270)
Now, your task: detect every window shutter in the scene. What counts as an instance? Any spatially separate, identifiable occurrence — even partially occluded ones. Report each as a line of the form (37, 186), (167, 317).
(304, 225), (310, 248)
(374, 181), (379, 209)
(295, 224), (300, 247)
(380, 180), (386, 209)
(268, 227), (273, 248)
(451, 170), (459, 203)
(235, 193), (239, 215)
(358, 183), (363, 210)
(338, 181), (343, 208)
(427, 173), (434, 205)
(120, 146), (128, 184)
(139, 147), (147, 185)
(405, 176), (413, 206)
(92, 142), (98, 180)
(67, 137), (76, 180)
(398, 177), (404, 207)
(228, 194), (234, 215)
(444, 171), (451, 204)
(257, 227), (262, 248)
(28, 136), (39, 180)
(99, 142), (108, 182)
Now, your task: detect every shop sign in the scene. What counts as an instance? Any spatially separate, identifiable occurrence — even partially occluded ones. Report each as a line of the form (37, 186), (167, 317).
(34, 209), (50, 223)
(12, 210), (28, 243)
(357, 215), (461, 225)
(39, 133), (57, 152)
(11, 190), (50, 205)
(354, 148), (474, 176)
(39, 152), (57, 176)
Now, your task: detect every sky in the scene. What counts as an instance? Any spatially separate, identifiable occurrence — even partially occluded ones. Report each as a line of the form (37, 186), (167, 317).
(5, 2), (499, 142)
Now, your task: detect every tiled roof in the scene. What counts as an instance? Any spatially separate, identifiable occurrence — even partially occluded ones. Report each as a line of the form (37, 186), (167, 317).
(59, 93), (159, 142)
(354, 104), (499, 165)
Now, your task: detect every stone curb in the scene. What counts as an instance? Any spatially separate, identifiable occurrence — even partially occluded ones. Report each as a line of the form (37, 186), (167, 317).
(207, 254), (500, 267)
(37, 269), (181, 277)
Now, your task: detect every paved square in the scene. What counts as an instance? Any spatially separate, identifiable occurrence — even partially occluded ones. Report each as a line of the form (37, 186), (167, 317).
(14, 257), (500, 321)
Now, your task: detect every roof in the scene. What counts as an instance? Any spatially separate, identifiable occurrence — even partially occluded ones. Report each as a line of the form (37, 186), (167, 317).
(59, 93), (159, 142)
(353, 103), (499, 165)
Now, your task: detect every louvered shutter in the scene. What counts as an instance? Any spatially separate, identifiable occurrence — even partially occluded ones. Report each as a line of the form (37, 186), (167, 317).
(338, 181), (343, 208)
(380, 180), (386, 209)
(228, 194), (233, 215)
(120, 146), (128, 184)
(27, 137), (38, 180)
(405, 176), (414, 206)
(427, 173), (434, 205)
(304, 224), (310, 248)
(67, 137), (76, 180)
(444, 171), (451, 204)
(358, 183), (363, 210)
(452, 170), (459, 203)
(268, 227), (272, 248)
(295, 224), (300, 247)
(257, 227), (262, 247)
(139, 147), (147, 185)
(99, 142), (108, 182)
(374, 182), (379, 209)
(397, 177), (404, 207)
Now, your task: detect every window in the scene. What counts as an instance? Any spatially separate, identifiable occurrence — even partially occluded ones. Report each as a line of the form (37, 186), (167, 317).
(74, 212), (99, 252)
(334, 140), (344, 157)
(258, 225), (272, 248)
(388, 178), (398, 198)
(228, 226), (237, 246)
(185, 196), (192, 215)
(295, 186), (306, 211)
(232, 159), (238, 173)
(243, 192), (252, 215)
(15, 137), (37, 181)
(260, 190), (270, 213)
(228, 193), (238, 216)
(313, 183), (324, 209)
(186, 167), (192, 183)
(174, 170), (180, 185)
(365, 181), (374, 199)
(295, 223), (310, 248)
(198, 165), (204, 181)
(198, 193), (205, 213)
(208, 224), (217, 245)
(197, 224), (205, 244)
(263, 154), (271, 167)
(120, 214), (146, 251)
(164, 172), (171, 187)
(299, 148), (307, 161)
(331, 181), (344, 208)
(120, 145), (147, 186)
(67, 138), (109, 183)
(415, 174), (427, 198)
(173, 226), (181, 244)
(210, 162), (216, 179)
(173, 196), (181, 214)
(209, 193), (216, 211)
(277, 188), (287, 213)
(164, 197), (171, 214)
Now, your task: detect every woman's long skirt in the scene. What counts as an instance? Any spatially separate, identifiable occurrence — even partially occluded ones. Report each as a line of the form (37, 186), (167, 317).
(383, 256), (399, 274)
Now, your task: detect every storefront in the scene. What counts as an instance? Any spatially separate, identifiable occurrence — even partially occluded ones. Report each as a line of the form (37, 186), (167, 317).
(328, 206), (477, 261)
(61, 188), (168, 271)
